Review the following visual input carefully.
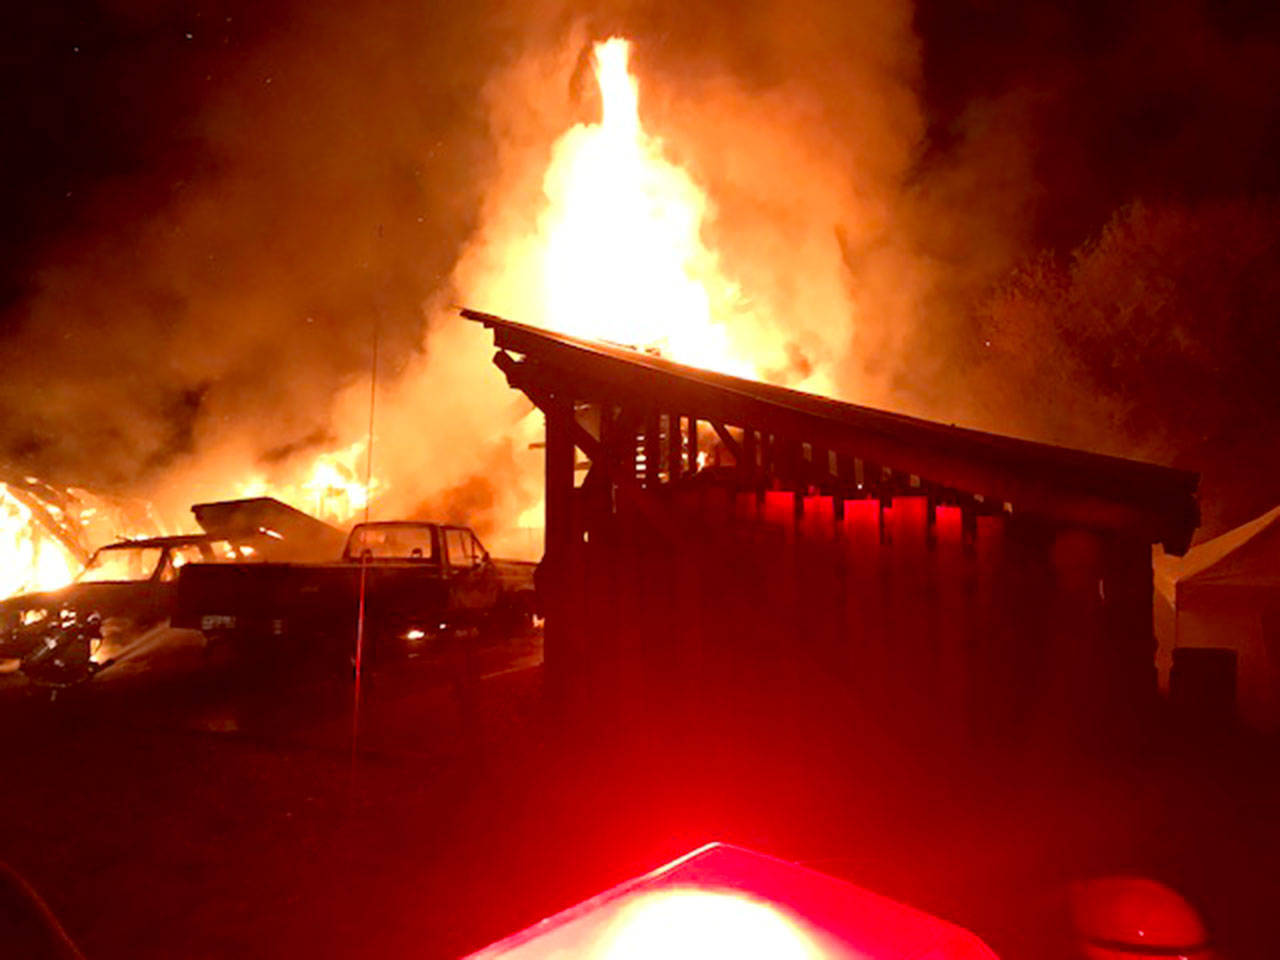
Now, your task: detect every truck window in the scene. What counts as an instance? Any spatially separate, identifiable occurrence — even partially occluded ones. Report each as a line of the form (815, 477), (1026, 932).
(347, 524), (437, 561)
(445, 529), (474, 570)
(160, 544), (208, 582)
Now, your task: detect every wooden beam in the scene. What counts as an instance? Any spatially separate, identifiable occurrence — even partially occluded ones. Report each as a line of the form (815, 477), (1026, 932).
(504, 360), (679, 542)
(709, 420), (742, 465)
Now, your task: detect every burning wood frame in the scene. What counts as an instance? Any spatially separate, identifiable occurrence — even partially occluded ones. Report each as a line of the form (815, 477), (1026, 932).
(466, 308), (1199, 745)
(0, 475), (165, 599)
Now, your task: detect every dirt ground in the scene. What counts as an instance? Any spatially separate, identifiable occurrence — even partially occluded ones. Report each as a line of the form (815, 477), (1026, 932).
(0, 631), (1277, 959)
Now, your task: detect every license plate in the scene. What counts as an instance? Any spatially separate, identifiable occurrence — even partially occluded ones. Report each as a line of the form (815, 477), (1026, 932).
(201, 614), (236, 630)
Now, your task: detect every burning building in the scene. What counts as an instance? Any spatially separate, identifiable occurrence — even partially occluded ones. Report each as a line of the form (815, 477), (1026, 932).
(0, 24), (1219, 742)
(451, 36), (1201, 745)
(468, 307), (1198, 744)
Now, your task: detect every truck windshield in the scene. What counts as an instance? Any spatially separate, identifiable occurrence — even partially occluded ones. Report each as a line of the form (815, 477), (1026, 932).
(78, 546), (163, 583)
(347, 525), (437, 561)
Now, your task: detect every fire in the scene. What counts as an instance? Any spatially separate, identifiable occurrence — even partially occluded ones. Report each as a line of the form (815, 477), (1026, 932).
(0, 481), (160, 600)
(236, 438), (380, 526)
(0, 485), (81, 598)
(532, 38), (773, 378)
(0, 438), (375, 602)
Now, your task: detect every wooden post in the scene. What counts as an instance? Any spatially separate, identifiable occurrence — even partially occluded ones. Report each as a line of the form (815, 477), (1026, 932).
(667, 414), (683, 484)
(644, 411), (661, 489)
(742, 428), (758, 488)
(544, 397), (576, 704)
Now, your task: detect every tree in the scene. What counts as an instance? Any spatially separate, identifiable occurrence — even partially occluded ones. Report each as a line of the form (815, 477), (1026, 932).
(972, 199), (1280, 534)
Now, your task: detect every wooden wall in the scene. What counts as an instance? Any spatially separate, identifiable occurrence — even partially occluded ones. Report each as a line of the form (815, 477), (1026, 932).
(549, 483), (1156, 752)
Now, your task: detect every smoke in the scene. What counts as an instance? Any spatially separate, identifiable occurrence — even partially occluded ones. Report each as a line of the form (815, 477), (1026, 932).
(0, 0), (522, 523)
(2, 0), (1277, 548)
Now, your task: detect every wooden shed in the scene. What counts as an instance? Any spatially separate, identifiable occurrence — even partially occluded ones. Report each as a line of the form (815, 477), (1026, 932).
(464, 309), (1199, 746)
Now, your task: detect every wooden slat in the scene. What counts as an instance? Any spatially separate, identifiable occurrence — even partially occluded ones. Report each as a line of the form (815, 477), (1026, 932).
(667, 414), (683, 483)
(644, 411), (660, 489)
(709, 420), (742, 466)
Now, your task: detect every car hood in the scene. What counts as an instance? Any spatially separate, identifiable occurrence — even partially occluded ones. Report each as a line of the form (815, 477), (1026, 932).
(0, 581), (158, 623)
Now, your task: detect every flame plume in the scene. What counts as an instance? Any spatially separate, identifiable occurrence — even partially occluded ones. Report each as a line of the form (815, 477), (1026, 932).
(532, 38), (772, 378)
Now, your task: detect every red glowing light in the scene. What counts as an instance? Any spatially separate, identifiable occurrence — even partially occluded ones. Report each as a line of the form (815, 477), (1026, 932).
(597, 887), (820, 960)
(464, 843), (999, 959)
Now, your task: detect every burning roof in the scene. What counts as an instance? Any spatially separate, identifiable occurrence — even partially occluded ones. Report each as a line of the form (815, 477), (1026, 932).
(466, 308), (1199, 553)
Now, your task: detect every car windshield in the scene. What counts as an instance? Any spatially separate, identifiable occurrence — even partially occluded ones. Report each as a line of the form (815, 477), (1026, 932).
(346, 524), (437, 560)
(77, 546), (164, 583)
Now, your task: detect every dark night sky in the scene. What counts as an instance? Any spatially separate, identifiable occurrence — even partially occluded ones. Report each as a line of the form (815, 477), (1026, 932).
(0, 1), (269, 313)
(1, 0), (1278, 525)
(916, 0), (1280, 242)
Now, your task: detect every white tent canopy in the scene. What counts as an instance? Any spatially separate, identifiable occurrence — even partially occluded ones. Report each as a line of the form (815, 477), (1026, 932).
(1154, 504), (1280, 730)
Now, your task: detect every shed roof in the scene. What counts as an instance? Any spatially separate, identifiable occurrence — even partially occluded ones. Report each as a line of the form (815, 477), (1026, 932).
(464, 309), (1199, 552)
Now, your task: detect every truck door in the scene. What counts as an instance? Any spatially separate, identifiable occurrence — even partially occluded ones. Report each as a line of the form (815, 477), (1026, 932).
(445, 527), (499, 614)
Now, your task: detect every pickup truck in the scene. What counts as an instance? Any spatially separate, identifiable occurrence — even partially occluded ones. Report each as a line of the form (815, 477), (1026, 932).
(171, 521), (537, 661)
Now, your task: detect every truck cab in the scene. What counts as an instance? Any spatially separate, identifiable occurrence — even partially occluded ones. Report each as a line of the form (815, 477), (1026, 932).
(172, 519), (537, 663)
(343, 522), (495, 575)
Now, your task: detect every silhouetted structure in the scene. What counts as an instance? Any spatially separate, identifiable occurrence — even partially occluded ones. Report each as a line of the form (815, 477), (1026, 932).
(465, 309), (1199, 746)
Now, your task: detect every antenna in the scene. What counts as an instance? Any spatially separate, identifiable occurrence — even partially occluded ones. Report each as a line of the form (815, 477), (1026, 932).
(351, 243), (381, 791)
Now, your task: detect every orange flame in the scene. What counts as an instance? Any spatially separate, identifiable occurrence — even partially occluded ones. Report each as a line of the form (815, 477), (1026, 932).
(236, 438), (380, 526)
(533, 38), (773, 378)
(0, 481), (163, 600)
(0, 485), (80, 598)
